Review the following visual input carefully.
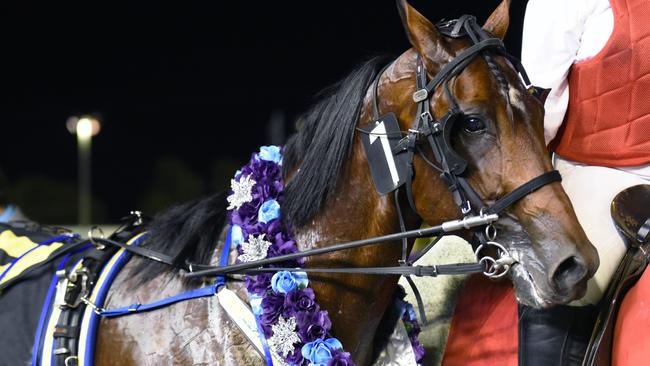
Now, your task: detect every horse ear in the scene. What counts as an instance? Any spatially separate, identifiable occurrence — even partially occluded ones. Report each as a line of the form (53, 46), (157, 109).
(483, 0), (510, 40)
(396, 0), (440, 57)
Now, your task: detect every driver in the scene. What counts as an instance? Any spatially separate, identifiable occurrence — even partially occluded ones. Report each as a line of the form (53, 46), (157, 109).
(519, 0), (650, 363)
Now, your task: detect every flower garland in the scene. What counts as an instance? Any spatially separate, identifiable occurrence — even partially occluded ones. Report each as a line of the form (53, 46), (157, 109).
(227, 145), (424, 366)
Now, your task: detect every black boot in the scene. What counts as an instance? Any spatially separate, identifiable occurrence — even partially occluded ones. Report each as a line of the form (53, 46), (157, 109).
(518, 304), (597, 366)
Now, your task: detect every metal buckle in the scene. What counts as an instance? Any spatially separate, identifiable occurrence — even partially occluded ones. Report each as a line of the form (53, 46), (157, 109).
(130, 210), (144, 226)
(54, 267), (90, 309)
(80, 296), (105, 315)
(420, 111), (433, 123)
(461, 201), (472, 215)
(88, 226), (106, 250)
(53, 270), (71, 308)
(413, 89), (428, 103)
(54, 347), (70, 355)
(65, 356), (78, 366)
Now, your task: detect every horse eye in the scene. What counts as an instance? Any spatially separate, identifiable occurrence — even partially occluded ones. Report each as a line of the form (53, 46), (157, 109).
(463, 117), (486, 134)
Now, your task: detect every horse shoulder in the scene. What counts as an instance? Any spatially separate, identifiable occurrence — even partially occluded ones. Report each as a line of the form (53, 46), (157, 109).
(94, 258), (263, 365)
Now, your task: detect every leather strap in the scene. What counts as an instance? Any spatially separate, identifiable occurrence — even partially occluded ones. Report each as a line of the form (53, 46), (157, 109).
(241, 263), (485, 277)
(423, 38), (504, 94)
(487, 170), (562, 215)
(94, 237), (187, 271)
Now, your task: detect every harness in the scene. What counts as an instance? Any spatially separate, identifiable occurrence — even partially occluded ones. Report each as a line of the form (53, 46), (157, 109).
(182, 16), (559, 280)
(25, 214), (148, 366)
(21, 15), (562, 366)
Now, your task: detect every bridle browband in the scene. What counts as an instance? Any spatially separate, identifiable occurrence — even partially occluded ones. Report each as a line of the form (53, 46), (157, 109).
(99, 16), (560, 287)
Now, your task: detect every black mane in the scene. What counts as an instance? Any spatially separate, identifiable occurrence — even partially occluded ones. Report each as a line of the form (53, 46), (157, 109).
(283, 56), (390, 227)
(133, 56), (390, 283)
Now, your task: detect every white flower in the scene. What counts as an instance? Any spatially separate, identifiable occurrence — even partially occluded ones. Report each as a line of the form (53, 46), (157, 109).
(238, 234), (272, 262)
(269, 316), (301, 358)
(226, 175), (256, 210)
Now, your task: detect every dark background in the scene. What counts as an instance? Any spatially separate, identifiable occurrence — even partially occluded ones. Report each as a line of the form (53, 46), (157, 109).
(0, 0), (527, 223)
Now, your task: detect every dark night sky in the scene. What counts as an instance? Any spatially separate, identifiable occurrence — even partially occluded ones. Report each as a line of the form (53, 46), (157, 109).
(0, 0), (527, 221)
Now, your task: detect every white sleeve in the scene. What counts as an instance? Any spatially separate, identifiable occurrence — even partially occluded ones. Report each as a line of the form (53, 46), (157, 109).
(521, 0), (587, 144)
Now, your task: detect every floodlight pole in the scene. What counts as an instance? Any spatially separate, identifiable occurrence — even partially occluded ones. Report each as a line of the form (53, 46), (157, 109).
(76, 118), (93, 226)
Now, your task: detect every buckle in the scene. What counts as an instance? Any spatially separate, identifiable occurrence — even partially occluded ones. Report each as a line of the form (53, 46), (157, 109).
(461, 201), (472, 215)
(413, 89), (428, 103)
(80, 296), (105, 314)
(54, 347), (70, 355)
(431, 121), (442, 133)
(54, 267), (90, 309)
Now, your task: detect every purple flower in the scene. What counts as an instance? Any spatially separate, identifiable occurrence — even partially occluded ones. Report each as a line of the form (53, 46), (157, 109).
(401, 303), (425, 363)
(412, 341), (425, 363)
(245, 273), (272, 296)
(260, 292), (285, 337)
(284, 288), (317, 313)
(228, 147), (381, 364)
(284, 348), (305, 365)
(328, 349), (356, 366)
(297, 310), (332, 342)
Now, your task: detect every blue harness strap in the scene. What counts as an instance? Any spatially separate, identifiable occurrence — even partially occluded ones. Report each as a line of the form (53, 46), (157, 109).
(97, 284), (218, 317)
(94, 231), (232, 318)
(31, 243), (92, 366)
(251, 295), (275, 366)
(214, 229), (232, 289)
(78, 234), (148, 366)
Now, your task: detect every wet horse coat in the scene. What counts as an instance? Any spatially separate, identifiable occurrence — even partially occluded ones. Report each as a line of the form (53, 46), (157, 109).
(2, 1), (600, 365)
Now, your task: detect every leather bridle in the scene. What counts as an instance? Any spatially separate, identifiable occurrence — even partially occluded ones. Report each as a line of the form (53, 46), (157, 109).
(101, 16), (561, 287)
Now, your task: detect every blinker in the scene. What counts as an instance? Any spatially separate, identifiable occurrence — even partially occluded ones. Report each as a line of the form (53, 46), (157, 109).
(360, 112), (411, 195)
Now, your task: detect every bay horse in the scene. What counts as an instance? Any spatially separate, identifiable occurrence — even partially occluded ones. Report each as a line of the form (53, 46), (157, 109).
(17, 1), (599, 365)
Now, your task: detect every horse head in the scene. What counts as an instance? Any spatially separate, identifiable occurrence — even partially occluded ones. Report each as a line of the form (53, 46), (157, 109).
(384, 0), (599, 308)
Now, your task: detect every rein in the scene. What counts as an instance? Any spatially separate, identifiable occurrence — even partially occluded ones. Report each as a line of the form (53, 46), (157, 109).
(176, 15), (561, 280)
(93, 16), (561, 283)
(87, 14), (561, 319)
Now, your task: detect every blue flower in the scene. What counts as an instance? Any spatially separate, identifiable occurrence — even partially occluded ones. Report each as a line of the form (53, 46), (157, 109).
(258, 199), (281, 224)
(249, 294), (263, 316)
(230, 224), (244, 246)
(301, 338), (343, 366)
(405, 303), (417, 322)
(258, 145), (283, 164)
(271, 271), (309, 294)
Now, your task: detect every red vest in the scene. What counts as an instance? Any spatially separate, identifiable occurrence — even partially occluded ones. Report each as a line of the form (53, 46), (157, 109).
(552, 0), (650, 167)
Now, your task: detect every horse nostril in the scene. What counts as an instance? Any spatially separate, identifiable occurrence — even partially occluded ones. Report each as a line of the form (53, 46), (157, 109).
(552, 256), (588, 292)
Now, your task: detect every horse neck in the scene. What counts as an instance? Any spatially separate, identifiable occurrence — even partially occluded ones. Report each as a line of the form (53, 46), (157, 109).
(293, 110), (420, 364)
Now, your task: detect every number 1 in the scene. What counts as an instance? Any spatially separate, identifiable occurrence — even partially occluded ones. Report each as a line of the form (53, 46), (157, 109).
(369, 121), (400, 186)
